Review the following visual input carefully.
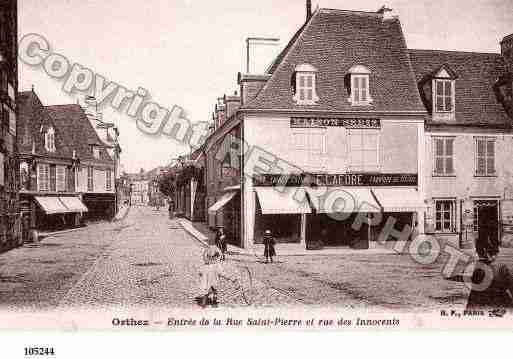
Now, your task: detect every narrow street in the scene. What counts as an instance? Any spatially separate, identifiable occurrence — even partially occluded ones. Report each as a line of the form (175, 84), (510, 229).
(0, 206), (486, 310)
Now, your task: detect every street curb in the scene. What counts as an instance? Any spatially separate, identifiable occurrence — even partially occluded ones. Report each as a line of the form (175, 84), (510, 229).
(177, 219), (210, 248)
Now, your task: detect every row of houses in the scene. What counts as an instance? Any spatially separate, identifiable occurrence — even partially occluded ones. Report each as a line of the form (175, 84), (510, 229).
(17, 91), (119, 235)
(174, 2), (513, 252)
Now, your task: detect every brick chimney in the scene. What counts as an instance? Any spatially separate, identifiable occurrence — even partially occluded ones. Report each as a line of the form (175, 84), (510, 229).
(238, 72), (271, 106)
(224, 91), (241, 119)
(306, 0), (312, 21)
(501, 33), (513, 73)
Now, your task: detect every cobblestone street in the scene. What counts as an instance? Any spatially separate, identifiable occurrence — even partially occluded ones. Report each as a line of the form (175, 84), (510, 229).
(3, 206), (513, 311)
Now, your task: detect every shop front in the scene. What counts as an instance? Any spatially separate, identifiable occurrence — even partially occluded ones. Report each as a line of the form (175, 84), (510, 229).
(208, 189), (241, 246)
(22, 193), (89, 232)
(247, 173), (425, 249)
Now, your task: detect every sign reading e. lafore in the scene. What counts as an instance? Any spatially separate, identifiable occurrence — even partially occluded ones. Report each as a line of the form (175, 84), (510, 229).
(253, 173), (418, 187)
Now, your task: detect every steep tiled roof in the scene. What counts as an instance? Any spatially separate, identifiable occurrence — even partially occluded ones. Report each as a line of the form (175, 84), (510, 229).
(45, 104), (114, 164)
(17, 91), (73, 159)
(244, 9), (426, 113)
(408, 49), (510, 126)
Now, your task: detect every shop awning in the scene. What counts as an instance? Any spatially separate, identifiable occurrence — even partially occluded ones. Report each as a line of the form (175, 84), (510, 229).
(208, 191), (237, 213)
(35, 196), (70, 215)
(254, 187), (311, 214)
(59, 196), (89, 213)
(305, 187), (380, 213)
(372, 188), (425, 212)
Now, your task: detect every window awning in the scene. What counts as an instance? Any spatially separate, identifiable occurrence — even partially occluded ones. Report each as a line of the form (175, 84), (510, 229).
(305, 187), (381, 213)
(59, 196), (89, 213)
(254, 187), (311, 214)
(35, 196), (70, 215)
(372, 188), (426, 213)
(208, 191), (237, 213)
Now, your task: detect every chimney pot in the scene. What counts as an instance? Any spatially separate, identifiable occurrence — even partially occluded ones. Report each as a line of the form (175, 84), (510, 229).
(306, 0), (312, 21)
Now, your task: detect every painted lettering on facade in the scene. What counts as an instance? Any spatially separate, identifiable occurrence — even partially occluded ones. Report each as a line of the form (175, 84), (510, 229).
(290, 117), (381, 129)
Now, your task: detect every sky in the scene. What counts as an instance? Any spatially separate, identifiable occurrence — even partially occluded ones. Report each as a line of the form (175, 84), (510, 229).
(18, 0), (513, 173)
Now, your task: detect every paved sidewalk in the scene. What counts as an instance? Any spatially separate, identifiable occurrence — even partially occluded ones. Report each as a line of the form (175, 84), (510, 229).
(180, 219), (397, 256)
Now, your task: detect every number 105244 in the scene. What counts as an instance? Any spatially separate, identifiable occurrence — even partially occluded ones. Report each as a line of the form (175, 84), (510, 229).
(24, 347), (55, 356)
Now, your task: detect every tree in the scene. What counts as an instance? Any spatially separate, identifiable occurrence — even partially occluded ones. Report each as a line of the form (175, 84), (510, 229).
(158, 171), (176, 198)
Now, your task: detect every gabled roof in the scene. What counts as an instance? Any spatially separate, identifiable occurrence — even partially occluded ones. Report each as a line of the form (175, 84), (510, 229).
(244, 8), (426, 113)
(408, 49), (510, 126)
(45, 104), (114, 164)
(17, 91), (73, 159)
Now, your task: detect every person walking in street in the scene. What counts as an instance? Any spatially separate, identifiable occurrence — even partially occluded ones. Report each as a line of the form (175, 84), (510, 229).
(168, 199), (174, 219)
(215, 226), (227, 261)
(263, 229), (276, 263)
(197, 246), (224, 308)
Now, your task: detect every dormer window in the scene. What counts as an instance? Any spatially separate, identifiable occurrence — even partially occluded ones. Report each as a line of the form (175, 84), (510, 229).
(431, 66), (457, 120)
(435, 79), (454, 112)
(91, 145), (100, 159)
(347, 65), (372, 106)
(293, 64), (319, 105)
(45, 127), (56, 152)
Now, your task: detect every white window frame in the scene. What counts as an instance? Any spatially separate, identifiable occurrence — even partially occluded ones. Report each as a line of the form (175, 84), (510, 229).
(45, 127), (56, 152)
(434, 79), (455, 113)
(475, 137), (496, 176)
(347, 129), (380, 172)
(56, 165), (66, 192)
(350, 74), (372, 106)
(435, 199), (456, 233)
(37, 163), (50, 192)
(293, 64), (319, 105)
(433, 137), (455, 176)
(292, 129), (327, 168)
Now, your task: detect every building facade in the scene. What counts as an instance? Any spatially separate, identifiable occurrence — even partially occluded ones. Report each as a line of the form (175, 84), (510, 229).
(0, 0), (22, 248)
(17, 91), (89, 232)
(206, 6), (427, 249)
(409, 36), (513, 249)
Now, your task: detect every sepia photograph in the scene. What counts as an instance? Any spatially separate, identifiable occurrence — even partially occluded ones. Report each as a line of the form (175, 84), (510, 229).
(1, 0), (513, 347)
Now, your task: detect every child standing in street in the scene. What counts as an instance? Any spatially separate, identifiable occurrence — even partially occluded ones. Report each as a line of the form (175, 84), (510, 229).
(263, 229), (276, 263)
(197, 246), (224, 308)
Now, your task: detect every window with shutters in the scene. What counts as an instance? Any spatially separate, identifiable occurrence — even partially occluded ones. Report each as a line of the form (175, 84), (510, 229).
(56, 165), (66, 192)
(37, 163), (50, 192)
(45, 127), (56, 152)
(106, 170), (112, 191)
(87, 166), (94, 191)
(348, 65), (372, 106)
(292, 129), (326, 168)
(293, 64), (319, 105)
(475, 137), (495, 176)
(348, 129), (379, 172)
(433, 137), (455, 176)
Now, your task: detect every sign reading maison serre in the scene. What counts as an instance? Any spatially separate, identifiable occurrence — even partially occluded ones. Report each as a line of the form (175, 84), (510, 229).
(253, 173), (418, 187)
(290, 117), (381, 129)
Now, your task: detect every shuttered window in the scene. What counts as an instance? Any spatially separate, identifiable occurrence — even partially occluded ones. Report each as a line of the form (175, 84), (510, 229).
(433, 137), (454, 176)
(56, 165), (66, 192)
(475, 137), (495, 176)
(37, 163), (49, 192)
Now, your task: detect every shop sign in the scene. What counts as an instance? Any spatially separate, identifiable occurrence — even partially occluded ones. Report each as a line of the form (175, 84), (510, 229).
(253, 173), (418, 187)
(290, 117), (381, 129)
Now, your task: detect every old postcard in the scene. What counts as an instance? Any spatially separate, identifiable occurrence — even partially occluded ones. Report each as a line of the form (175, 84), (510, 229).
(1, 0), (513, 343)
